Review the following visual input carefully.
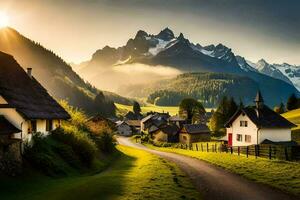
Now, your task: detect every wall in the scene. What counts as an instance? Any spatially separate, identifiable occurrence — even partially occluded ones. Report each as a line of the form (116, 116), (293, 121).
(259, 128), (291, 142)
(117, 124), (132, 136)
(153, 130), (168, 143)
(227, 113), (258, 146)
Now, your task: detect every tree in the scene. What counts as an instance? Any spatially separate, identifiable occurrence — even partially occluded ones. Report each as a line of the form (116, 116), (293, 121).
(179, 98), (206, 123)
(274, 102), (285, 114)
(133, 101), (141, 114)
(286, 93), (299, 111)
(209, 96), (238, 136)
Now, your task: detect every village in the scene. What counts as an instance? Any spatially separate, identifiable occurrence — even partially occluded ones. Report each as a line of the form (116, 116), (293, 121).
(0, 1), (300, 199)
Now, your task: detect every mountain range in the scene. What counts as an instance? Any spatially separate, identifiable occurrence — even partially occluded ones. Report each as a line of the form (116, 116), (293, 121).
(76, 28), (299, 107)
(0, 28), (132, 116)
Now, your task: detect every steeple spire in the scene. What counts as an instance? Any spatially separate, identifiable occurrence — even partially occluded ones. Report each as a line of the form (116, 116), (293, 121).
(254, 90), (264, 113)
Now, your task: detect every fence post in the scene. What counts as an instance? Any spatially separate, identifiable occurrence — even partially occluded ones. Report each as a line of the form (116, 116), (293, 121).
(207, 143), (209, 152)
(196, 144), (198, 151)
(269, 146), (272, 160)
(274, 146), (276, 159)
(201, 143), (203, 152)
(238, 147), (240, 156)
(257, 145), (260, 157)
(186, 144), (188, 150)
(254, 144), (257, 158)
(230, 147), (233, 154)
(246, 146), (249, 158)
(285, 147), (288, 161)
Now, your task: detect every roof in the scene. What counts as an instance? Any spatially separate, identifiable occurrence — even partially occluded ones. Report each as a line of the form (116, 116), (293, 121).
(126, 120), (141, 127)
(225, 105), (297, 128)
(182, 124), (210, 134)
(0, 116), (21, 135)
(159, 124), (179, 136)
(124, 111), (143, 120)
(141, 114), (153, 123)
(261, 139), (298, 146)
(0, 52), (70, 120)
(169, 115), (186, 121)
(148, 125), (159, 134)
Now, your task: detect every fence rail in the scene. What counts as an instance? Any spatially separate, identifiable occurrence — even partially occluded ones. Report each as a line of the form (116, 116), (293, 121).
(150, 140), (300, 161)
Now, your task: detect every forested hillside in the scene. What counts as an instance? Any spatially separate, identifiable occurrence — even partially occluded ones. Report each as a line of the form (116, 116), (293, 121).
(121, 73), (260, 107)
(0, 28), (130, 116)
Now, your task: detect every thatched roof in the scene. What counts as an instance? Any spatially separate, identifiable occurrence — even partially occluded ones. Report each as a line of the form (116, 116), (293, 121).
(0, 52), (70, 120)
(0, 115), (21, 135)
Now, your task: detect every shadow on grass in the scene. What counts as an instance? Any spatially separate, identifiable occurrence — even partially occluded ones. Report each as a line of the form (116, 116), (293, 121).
(0, 149), (137, 200)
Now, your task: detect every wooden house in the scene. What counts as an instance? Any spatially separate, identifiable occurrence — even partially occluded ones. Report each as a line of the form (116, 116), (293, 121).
(179, 124), (211, 144)
(152, 124), (179, 143)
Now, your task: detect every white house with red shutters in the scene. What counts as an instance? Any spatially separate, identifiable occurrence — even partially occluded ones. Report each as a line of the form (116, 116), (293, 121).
(225, 91), (296, 147)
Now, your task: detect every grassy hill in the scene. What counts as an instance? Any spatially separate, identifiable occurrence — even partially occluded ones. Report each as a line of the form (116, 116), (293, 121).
(282, 108), (300, 142)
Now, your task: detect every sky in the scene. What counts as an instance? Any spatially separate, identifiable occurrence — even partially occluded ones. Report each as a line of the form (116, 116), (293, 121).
(0, 0), (299, 65)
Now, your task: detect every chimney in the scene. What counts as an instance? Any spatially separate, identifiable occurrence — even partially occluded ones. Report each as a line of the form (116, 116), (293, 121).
(254, 91), (264, 118)
(27, 68), (32, 78)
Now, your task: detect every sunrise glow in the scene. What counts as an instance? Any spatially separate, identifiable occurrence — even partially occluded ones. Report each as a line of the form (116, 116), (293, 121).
(0, 12), (9, 28)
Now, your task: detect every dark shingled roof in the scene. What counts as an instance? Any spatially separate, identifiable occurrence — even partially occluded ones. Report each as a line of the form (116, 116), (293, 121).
(159, 124), (180, 136)
(0, 115), (21, 135)
(182, 124), (210, 134)
(0, 52), (70, 120)
(225, 105), (296, 128)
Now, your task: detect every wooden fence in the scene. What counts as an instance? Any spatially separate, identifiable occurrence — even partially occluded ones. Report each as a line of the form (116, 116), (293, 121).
(164, 142), (300, 161)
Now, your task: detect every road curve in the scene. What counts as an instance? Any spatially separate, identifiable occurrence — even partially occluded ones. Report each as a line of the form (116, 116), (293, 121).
(117, 136), (297, 200)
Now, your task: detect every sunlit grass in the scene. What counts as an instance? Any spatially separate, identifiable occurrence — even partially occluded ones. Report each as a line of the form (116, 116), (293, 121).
(0, 145), (201, 200)
(145, 144), (300, 196)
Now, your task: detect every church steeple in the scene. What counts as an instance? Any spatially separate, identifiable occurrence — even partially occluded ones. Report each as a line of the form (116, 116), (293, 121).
(254, 91), (264, 118)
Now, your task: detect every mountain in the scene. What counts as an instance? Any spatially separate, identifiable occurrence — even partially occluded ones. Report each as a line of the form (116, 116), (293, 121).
(78, 27), (299, 107)
(245, 59), (300, 91)
(0, 28), (131, 116)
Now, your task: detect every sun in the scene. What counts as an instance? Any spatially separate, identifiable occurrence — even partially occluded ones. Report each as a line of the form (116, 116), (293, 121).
(0, 12), (9, 28)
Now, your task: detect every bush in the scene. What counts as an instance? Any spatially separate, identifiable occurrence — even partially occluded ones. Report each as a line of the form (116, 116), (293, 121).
(92, 132), (115, 153)
(24, 133), (66, 176)
(52, 127), (97, 167)
(53, 144), (82, 169)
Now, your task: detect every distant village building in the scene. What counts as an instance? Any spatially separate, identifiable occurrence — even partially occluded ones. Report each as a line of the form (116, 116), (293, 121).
(116, 121), (132, 136)
(126, 120), (141, 133)
(86, 115), (116, 134)
(168, 115), (186, 128)
(225, 91), (296, 146)
(179, 124), (211, 144)
(152, 124), (179, 143)
(141, 112), (170, 132)
(0, 52), (70, 164)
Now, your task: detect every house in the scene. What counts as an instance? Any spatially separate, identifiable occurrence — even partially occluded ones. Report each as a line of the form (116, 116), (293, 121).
(116, 121), (132, 136)
(152, 124), (179, 143)
(179, 124), (211, 144)
(0, 52), (70, 161)
(225, 91), (297, 146)
(168, 115), (186, 128)
(141, 112), (170, 132)
(126, 120), (141, 133)
(86, 115), (116, 134)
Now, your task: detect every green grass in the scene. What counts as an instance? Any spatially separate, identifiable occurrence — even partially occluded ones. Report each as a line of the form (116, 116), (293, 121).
(282, 108), (300, 142)
(115, 103), (213, 116)
(0, 145), (201, 200)
(144, 144), (300, 196)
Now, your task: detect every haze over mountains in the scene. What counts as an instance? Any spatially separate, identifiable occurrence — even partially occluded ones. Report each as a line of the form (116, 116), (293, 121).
(76, 28), (299, 107)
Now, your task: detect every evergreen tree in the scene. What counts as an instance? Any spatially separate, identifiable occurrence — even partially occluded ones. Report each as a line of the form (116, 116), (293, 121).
(286, 93), (299, 111)
(179, 98), (205, 123)
(133, 101), (141, 114)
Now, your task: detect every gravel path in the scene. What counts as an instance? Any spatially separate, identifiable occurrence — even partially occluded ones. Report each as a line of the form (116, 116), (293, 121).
(117, 136), (297, 200)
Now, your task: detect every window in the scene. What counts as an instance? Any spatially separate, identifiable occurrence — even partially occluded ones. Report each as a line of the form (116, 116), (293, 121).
(28, 120), (37, 134)
(240, 120), (248, 127)
(183, 136), (187, 140)
(236, 134), (243, 142)
(245, 135), (251, 143)
(46, 120), (53, 131)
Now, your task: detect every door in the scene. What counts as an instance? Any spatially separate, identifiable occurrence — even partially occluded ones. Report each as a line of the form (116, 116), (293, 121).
(228, 133), (232, 146)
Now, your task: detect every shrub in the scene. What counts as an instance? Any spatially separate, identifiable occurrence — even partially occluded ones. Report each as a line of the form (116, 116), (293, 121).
(52, 127), (97, 166)
(24, 133), (66, 176)
(92, 132), (115, 153)
(53, 144), (82, 169)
